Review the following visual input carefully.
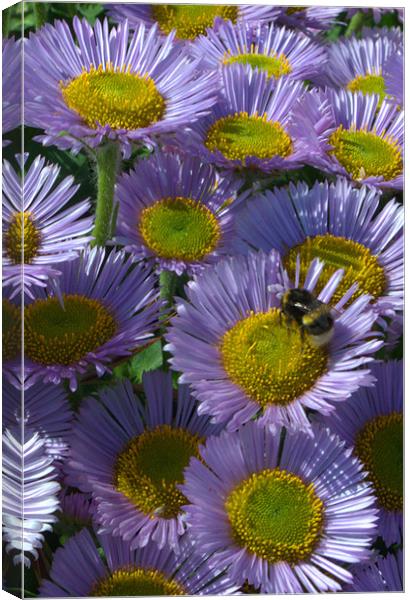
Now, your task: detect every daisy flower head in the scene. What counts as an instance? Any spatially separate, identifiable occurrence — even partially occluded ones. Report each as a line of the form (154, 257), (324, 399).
(2, 37), (21, 140)
(316, 360), (403, 547)
(3, 154), (93, 299)
(385, 51), (404, 106)
(191, 21), (326, 81)
(39, 528), (239, 596)
(66, 371), (224, 551)
(302, 88), (403, 190)
(346, 550), (403, 592)
(3, 290), (22, 377)
(181, 422), (379, 593)
(274, 6), (343, 32)
(24, 17), (216, 155)
(22, 247), (159, 391)
(106, 3), (281, 41)
(3, 379), (72, 462)
(236, 177), (403, 319)
(115, 151), (239, 275)
(182, 65), (315, 173)
(3, 426), (60, 567)
(165, 250), (382, 435)
(316, 34), (403, 108)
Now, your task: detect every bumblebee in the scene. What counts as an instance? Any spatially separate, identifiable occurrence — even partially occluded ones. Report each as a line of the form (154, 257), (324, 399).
(281, 288), (334, 347)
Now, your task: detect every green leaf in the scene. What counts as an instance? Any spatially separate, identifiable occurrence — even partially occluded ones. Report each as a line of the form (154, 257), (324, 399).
(115, 341), (164, 383)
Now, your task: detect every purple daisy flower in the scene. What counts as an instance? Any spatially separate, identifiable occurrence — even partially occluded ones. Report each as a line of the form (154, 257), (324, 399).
(22, 247), (159, 391)
(346, 550), (403, 592)
(2, 426), (60, 567)
(191, 21), (326, 81)
(24, 17), (216, 155)
(274, 6), (343, 32)
(3, 154), (93, 299)
(316, 360), (403, 548)
(236, 177), (403, 319)
(66, 370), (224, 551)
(181, 422), (379, 593)
(106, 3), (281, 40)
(3, 379), (72, 462)
(179, 65), (319, 173)
(314, 34), (403, 107)
(115, 151), (239, 275)
(299, 88), (403, 190)
(165, 251), (382, 435)
(385, 51), (404, 106)
(2, 37), (21, 140)
(39, 528), (239, 596)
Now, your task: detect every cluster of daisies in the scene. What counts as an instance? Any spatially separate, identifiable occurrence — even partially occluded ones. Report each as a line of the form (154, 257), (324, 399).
(2, 4), (403, 596)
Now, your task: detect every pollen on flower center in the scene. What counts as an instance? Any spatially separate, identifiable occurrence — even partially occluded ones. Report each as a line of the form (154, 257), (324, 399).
(205, 112), (293, 163)
(5, 211), (42, 264)
(284, 234), (387, 306)
(355, 412), (403, 512)
(61, 64), (166, 130)
(329, 125), (403, 181)
(114, 425), (202, 519)
(3, 299), (21, 362)
(225, 468), (324, 564)
(138, 196), (221, 262)
(151, 4), (239, 39)
(24, 294), (117, 366)
(286, 7), (306, 15)
(220, 308), (328, 408)
(91, 567), (186, 596)
(347, 72), (387, 106)
(224, 52), (292, 79)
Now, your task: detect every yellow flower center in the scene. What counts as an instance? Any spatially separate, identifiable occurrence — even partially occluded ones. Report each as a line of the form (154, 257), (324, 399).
(3, 299), (21, 362)
(114, 425), (202, 519)
(286, 7), (306, 15)
(226, 468), (324, 564)
(61, 64), (166, 130)
(91, 567), (185, 596)
(151, 4), (239, 39)
(283, 234), (386, 306)
(347, 72), (387, 107)
(205, 112), (293, 163)
(224, 52), (292, 79)
(24, 294), (117, 366)
(329, 125), (402, 181)
(5, 211), (42, 264)
(355, 412), (403, 512)
(220, 308), (328, 409)
(139, 197), (221, 262)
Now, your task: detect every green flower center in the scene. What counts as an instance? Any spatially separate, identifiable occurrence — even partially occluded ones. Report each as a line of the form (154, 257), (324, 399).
(224, 53), (292, 79)
(61, 65), (166, 130)
(3, 299), (21, 362)
(220, 308), (328, 409)
(226, 468), (324, 564)
(205, 112), (293, 163)
(329, 126), (403, 181)
(114, 425), (202, 519)
(5, 211), (42, 264)
(284, 234), (386, 307)
(139, 197), (221, 262)
(347, 73), (387, 107)
(355, 413), (403, 512)
(151, 4), (238, 39)
(24, 294), (117, 366)
(91, 568), (185, 596)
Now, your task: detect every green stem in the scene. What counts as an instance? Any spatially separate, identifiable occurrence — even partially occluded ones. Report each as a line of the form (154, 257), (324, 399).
(159, 270), (178, 309)
(91, 141), (121, 247)
(345, 11), (365, 37)
(33, 2), (47, 29)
